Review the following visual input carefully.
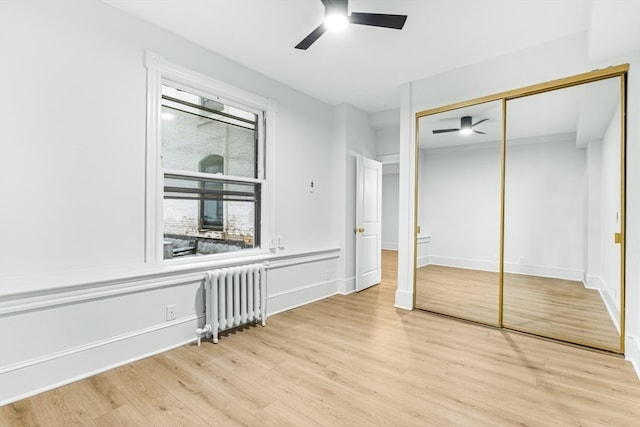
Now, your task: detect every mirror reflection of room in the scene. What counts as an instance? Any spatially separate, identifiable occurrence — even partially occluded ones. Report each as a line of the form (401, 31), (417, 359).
(414, 75), (624, 352)
(415, 100), (502, 326)
(502, 77), (622, 351)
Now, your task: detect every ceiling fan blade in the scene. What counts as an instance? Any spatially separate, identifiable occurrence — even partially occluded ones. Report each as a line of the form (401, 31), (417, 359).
(472, 118), (489, 127)
(433, 128), (460, 134)
(295, 23), (327, 50)
(349, 12), (407, 29)
(473, 130), (486, 135)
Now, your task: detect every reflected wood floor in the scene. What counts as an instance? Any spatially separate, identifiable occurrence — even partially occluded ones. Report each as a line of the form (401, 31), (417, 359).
(2, 251), (640, 426)
(415, 264), (620, 350)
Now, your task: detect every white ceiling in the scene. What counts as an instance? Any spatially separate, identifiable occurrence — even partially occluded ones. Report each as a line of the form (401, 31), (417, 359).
(103, 0), (592, 113)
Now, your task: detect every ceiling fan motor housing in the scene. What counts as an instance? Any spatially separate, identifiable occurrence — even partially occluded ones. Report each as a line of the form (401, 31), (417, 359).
(325, 0), (347, 18)
(460, 116), (472, 131)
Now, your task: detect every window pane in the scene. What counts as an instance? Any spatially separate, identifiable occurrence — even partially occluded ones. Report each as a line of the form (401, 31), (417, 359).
(161, 87), (257, 179)
(163, 198), (257, 259)
(163, 174), (259, 259)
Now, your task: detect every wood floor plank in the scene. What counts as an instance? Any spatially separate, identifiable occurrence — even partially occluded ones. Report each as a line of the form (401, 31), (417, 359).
(92, 404), (154, 427)
(0, 400), (39, 427)
(1, 250), (639, 426)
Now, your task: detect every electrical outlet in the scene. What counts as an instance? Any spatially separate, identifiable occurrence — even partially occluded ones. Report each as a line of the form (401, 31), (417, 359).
(519, 256), (525, 264)
(166, 304), (176, 321)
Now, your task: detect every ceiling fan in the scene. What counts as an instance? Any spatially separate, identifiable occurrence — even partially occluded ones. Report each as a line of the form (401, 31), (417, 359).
(295, 0), (408, 50)
(433, 116), (489, 135)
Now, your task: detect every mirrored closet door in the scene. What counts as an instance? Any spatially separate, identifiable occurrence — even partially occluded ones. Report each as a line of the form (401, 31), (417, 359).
(502, 76), (624, 351)
(415, 101), (503, 326)
(414, 66), (627, 353)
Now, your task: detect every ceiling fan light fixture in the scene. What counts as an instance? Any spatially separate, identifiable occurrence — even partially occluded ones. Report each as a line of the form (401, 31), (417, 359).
(325, 13), (349, 31)
(459, 116), (473, 135)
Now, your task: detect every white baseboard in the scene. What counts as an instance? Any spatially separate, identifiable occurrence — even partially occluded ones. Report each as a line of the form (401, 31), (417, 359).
(338, 277), (356, 295)
(600, 289), (621, 334)
(267, 279), (338, 315)
(394, 289), (413, 310)
(426, 256), (499, 272)
(0, 316), (199, 406)
(417, 254), (429, 268)
(585, 275), (604, 290)
(382, 243), (398, 251)
(626, 336), (640, 380)
(504, 262), (583, 282)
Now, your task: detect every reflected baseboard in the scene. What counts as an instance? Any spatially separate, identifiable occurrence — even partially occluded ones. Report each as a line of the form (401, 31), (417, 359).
(418, 255), (584, 282)
(586, 275), (620, 333)
(585, 275), (604, 290)
(419, 256), (499, 272)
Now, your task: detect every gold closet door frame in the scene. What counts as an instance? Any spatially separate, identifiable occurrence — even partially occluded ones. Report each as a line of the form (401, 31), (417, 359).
(413, 64), (629, 353)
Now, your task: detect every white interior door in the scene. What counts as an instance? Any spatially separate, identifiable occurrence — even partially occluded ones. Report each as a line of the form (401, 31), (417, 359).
(356, 155), (382, 292)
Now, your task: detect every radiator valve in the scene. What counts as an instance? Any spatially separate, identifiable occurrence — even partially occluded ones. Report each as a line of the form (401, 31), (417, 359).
(195, 324), (212, 347)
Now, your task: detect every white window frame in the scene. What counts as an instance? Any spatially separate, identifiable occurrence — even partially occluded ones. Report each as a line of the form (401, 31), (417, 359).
(144, 51), (277, 264)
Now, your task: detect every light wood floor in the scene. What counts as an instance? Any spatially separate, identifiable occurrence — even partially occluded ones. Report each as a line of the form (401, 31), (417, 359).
(2, 250), (640, 426)
(415, 264), (620, 351)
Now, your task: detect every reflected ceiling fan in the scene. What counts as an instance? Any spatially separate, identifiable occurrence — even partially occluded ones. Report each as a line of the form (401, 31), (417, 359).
(295, 0), (408, 50)
(433, 116), (489, 135)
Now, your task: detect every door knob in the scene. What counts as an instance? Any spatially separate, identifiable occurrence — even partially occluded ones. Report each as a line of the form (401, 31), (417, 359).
(354, 227), (365, 233)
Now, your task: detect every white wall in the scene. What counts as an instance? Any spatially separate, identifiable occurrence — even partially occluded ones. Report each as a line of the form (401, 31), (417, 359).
(418, 137), (586, 281)
(586, 140), (603, 284)
(376, 126), (401, 157)
(0, 0), (343, 404)
(419, 143), (501, 270)
(332, 103), (377, 293)
(597, 107), (623, 311)
(584, 106), (623, 331)
(376, 121), (400, 251)
(504, 139), (586, 280)
(382, 173), (399, 250)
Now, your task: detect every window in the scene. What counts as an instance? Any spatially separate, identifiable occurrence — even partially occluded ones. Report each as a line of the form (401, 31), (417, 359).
(160, 84), (263, 259)
(145, 53), (274, 263)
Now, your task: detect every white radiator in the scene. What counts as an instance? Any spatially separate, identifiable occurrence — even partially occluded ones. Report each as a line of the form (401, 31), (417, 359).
(196, 263), (267, 345)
